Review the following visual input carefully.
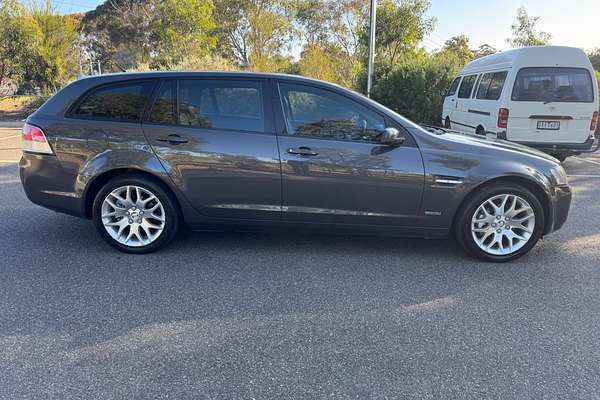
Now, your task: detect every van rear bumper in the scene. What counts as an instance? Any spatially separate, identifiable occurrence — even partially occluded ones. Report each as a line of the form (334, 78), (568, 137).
(514, 136), (595, 154)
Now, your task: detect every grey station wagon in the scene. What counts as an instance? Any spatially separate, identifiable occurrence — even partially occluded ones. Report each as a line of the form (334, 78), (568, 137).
(19, 72), (572, 262)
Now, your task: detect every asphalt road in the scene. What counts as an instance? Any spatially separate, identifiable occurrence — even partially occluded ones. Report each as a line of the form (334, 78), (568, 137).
(1, 151), (600, 399)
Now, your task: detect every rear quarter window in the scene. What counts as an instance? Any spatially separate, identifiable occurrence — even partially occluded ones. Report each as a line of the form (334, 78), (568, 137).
(71, 80), (156, 121)
(512, 67), (594, 103)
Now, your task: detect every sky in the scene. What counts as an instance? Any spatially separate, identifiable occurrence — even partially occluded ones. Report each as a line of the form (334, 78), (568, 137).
(39, 0), (600, 53)
(424, 0), (600, 52)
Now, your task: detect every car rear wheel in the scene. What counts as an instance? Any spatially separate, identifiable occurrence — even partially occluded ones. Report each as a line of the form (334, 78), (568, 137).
(456, 184), (544, 262)
(93, 176), (179, 253)
(444, 117), (451, 129)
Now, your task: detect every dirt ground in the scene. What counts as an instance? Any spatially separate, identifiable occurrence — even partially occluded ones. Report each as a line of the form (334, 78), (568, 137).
(0, 96), (46, 121)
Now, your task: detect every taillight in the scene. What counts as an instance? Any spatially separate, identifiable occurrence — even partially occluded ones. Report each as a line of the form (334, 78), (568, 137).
(22, 123), (53, 155)
(591, 111), (599, 132)
(498, 108), (509, 129)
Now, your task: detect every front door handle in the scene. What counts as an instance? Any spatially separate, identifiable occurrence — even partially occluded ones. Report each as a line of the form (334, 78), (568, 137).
(287, 146), (318, 156)
(156, 134), (188, 144)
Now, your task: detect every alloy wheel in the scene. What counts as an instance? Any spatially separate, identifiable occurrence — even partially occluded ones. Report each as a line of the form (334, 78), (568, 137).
(471, 194), (536, 256)
(101, 185), (166, 247)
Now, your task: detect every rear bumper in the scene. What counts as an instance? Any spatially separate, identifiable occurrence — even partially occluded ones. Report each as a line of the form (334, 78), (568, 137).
(545, 184), (572, 234)
(19, 152), (86, 218)
(515, 136), (595, 154)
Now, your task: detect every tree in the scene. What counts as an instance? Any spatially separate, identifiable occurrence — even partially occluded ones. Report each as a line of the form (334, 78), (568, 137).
(506, 6), (551, 48)
(291, 0), (366, 87)
(296, 43), (351, 85)
(213, 0), (294, 71)
(474, 44), (497, 59)
(441, 35), (473, 64)
(360, 0), (436, 65)
(0, 0), (36, 94)
(24, 0), (79, 93)
(151, 0), (217, 69)
(81, 0), (157, 72)
(588, 49), (600, 71)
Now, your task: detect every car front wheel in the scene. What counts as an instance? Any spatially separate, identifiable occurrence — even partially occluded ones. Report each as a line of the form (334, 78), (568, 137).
(456, 184), (544, 262)
(92, 176), (179, 253)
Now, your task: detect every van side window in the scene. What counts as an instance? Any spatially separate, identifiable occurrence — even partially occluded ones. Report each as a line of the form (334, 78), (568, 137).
(447, 77), (461, 96)
(177, 80), (265, 132)
(279, 83), (386, 142)
(458, 75), (477, 98)
(475, 74), (493, 99)
(512, 67), (594, 103)
(476, 71), (507, 100)
(72, 80), (155, 121)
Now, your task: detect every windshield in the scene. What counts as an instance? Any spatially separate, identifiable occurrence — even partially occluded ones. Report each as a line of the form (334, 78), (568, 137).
(512, 67), (594, 103)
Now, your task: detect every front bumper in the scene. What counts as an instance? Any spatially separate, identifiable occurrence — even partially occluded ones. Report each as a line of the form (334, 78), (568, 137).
(19, 152), (86, 218)
(545, 184), (572, 234)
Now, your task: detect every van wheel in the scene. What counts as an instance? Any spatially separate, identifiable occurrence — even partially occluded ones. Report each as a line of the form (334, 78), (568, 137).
(455, 183), (544, 262)
(444, 117), (451, 129)
(476, 126), (485, 136)
(92, 176), (180, 253)
(551, 153), (568, 162)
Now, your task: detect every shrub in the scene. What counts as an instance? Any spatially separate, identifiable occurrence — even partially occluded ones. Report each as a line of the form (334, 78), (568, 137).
(356, 52), (463, 126)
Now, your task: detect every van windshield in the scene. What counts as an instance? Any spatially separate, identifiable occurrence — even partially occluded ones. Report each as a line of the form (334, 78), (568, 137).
(512, 67), (594, 103)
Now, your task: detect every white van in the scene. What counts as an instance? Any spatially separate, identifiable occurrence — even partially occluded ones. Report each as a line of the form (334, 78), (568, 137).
(442, 46), (599, 160)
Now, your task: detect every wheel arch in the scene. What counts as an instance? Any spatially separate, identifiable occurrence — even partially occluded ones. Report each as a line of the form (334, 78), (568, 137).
(452, 175), (552, 234)
(83, 168), (182, 219)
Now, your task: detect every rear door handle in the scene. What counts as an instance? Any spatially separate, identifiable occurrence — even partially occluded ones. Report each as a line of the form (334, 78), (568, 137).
(156, 134), (188, 144)
(287, 146), (318, 156)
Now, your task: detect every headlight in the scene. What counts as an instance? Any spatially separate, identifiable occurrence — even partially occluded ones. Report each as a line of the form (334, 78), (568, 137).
(550, 166), (568, 186)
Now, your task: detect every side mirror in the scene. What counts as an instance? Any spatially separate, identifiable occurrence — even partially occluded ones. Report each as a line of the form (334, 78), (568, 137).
(380, 127), (405, 146)
(440, 88), (448, 97)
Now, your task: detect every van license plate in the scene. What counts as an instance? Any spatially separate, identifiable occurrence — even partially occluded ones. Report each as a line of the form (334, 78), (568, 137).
(537, 121), (560, 130)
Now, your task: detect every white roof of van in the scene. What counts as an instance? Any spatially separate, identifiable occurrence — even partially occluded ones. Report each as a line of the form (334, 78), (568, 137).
(459, 46), (592, 75)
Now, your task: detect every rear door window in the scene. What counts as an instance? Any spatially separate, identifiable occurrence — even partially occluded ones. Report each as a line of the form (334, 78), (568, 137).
(72, 80), (155, 121)
(177, 80), (265, 132)
(458, 75), (478, 98)
(512, 67), (594, 103)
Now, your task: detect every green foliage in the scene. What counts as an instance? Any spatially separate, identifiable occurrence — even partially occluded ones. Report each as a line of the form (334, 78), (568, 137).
(589, 49), (600, 71)
(359, 0), (436, 65)
(473, 44), (497, 59)
(296, 44), (354, 87)
(358, 51), (463, 125)
(0, 0), (36, 94)
(506, 6), (551, 48)
(151, 0), (217, 69)
(441, 35), (473, 64)
(81, 0), (157, 71)
(13, 0), (79, 94)
(213, 0), (294, 71)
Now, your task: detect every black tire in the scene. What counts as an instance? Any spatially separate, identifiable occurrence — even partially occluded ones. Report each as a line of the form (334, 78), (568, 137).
(444, 117), (451, 129)
(455, 183), (545, 262)
(92, 175), (180, 253)
(476, 125), (485, 136)
(550, 153), (568, 162)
